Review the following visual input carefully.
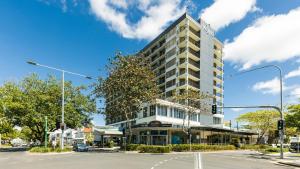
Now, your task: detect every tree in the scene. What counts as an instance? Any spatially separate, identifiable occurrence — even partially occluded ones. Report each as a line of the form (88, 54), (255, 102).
(94, 54), (159, 143)
(286, 104), (300, 131)
(0, 74), (96, 142)
(236, 110), (280, 144)
(171, 89), (212, 135)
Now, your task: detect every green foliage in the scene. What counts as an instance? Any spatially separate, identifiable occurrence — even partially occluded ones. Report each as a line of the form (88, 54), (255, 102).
(0, 74), (96, 142)
(125, 144), (143, 151)
(138, 145), (171, 153)
(124, 144), (235, 152)
(29, 147), (72, 153)
(170, 144), (235, 152)
(261, 147), (289, 154)
(286, 104), (300, 131)
(239, 144), (268, 150)
(236, 110), (280, 143)
(108, 140), (114, 148)
(94, 54), (159, 143)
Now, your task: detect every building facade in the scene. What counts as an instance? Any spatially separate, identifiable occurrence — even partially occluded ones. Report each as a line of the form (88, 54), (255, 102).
(106, 13), (256, 145)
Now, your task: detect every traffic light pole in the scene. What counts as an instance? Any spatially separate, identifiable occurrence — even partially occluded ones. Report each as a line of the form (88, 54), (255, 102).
(216, 105), (284, 159)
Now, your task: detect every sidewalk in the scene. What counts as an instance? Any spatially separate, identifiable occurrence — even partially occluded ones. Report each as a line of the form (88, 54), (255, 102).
(263, 152), (300, 167)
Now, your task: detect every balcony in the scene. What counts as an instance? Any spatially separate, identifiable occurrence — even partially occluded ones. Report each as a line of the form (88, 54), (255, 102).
(188, 58), (200, 68)
(179, 80), (186, 86)
(188, 79), (200, 89)
(189, 26), (200, 40)
(188, 47), (200, 59)
(188, 68), (200, 79)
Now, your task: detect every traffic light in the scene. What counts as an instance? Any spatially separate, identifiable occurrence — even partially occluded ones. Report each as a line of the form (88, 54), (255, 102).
(278, 120), (285, 130)
(212, 105), (217, 114)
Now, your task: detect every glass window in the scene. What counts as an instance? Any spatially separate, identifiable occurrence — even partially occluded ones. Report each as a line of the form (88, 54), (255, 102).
(150, 105), (156, 116)
(143, 107), (148, 118)
(157, 105), (167, 116)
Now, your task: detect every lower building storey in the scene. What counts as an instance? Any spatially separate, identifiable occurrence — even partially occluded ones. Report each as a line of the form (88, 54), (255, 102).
(125, 123), (257, 145)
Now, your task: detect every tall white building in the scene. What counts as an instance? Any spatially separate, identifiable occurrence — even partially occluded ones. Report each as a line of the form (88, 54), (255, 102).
(106, 14), (255, 145)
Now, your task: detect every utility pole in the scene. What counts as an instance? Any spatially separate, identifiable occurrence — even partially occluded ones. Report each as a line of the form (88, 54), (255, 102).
(228, 65), (284, 159)
(27, 60), (93, 149)
(45, 116), (48, 148)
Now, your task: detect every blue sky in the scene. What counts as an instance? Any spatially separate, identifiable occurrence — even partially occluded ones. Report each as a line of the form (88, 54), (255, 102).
(1, 0), (300, 126)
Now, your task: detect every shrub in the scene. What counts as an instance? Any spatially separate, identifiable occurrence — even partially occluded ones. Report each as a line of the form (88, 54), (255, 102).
(170, 144), (235, 152)
(29, 147), (72, 153)
(124, 144), (143, 151)
(239, 144), (268, 150)
(138, 145), (171, 153)
(108, 141), (114, 148)
(262, 147), (289, 154)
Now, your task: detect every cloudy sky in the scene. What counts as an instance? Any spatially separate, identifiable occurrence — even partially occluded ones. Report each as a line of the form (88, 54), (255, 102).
(0, 0), (300, 126)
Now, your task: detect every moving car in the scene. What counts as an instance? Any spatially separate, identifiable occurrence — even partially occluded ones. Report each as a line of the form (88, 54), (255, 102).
(73, 143), (89, 152)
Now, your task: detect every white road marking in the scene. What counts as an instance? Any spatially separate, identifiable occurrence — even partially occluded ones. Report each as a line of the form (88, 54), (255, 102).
(194, 152), (202, 169)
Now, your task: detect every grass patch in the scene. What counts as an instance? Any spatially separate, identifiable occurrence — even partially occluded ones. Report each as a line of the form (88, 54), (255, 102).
(29, 147), (72, 153)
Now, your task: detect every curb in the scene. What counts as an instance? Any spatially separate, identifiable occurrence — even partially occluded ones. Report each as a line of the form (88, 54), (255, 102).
(26, 151), (75, 155)
(277, 161), (300, 167)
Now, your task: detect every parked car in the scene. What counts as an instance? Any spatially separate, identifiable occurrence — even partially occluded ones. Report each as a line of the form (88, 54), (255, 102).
(290, 137), (300, 152)
(73, 143), (89, 152)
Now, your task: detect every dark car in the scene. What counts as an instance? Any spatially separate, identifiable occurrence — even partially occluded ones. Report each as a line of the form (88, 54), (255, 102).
(290, 142), (300, 152)
(73, 143), (89, 152)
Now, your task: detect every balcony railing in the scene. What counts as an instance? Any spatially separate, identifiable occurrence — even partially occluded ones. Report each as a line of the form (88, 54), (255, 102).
(189, 26), (200, 38)
(188, 58), (200, 68)
(179, 80), (186, 86)
(188, 69), (200, 78)
(188, 79), (200, 88)
(188, 47), (200, 58)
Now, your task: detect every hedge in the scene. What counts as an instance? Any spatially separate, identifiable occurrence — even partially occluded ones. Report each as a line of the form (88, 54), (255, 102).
(29, 147), (72, 153)
(138, 145), (171, 153)
(261, 147), (289, 154)
(124, 144), (235, 153)
(170, 144), (235, 152)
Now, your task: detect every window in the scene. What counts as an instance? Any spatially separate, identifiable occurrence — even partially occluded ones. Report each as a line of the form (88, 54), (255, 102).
(150, 105), (156, 116)
(166, 47), (176, 59)
(157, 105), (167, 116)
(213, 117), (221, 124)
(166, 69), (176, 78)
(166, 79), (176, 88)
(174, 108), (185, 119)
(166, 58), (176, 69)
(190, 114), (198, 121)
(143, 107), (148, 118)
(166, 90), (174, 97)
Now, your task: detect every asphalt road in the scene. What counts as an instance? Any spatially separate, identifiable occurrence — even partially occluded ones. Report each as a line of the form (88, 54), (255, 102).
(0, 151), (297, 169)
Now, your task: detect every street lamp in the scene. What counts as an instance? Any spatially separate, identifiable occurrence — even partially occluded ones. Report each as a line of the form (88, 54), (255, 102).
(27, 60), (93, 149)
(229, 64), (284, 159)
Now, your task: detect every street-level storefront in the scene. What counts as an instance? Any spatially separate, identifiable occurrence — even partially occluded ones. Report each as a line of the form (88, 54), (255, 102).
(129, 121), (257, 145)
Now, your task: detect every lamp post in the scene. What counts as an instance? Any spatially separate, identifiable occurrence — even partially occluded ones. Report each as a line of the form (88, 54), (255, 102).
(27, 60), (93, 149)
(229, 65), (284, 159)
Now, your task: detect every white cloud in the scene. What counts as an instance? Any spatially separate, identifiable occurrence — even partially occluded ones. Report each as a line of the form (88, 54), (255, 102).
(109, 0), (128, 9)
(231, 108), (245, 112)
(285, 67), (300, 79)
(286, 87), (300, 104)
(252, 77), (286, 95)
(89, 0), (186, 40)
(224, 7), (300, 70)
(199, 0), (258, 31)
